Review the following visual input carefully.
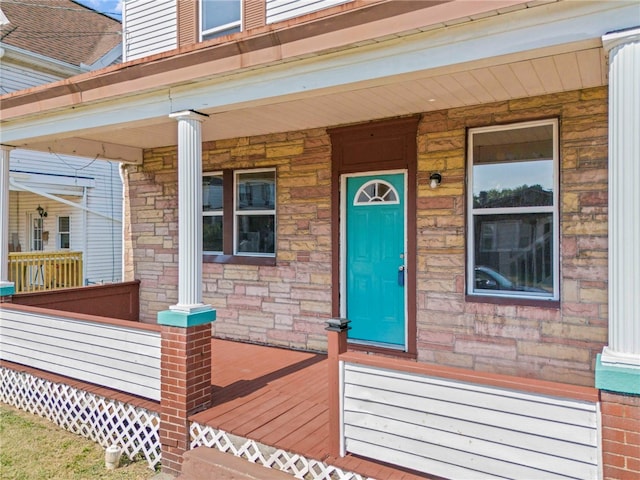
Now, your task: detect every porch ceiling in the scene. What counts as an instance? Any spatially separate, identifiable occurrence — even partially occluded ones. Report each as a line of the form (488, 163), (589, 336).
(3, 44), (606, 163)
(1, 0), (635, 163)
(89, 45), (607, 148)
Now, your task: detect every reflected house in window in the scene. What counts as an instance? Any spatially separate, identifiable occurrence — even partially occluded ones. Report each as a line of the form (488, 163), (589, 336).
(203, 174), (224, 253)
(236, 171), (275, 254)
(202, 169), (275, 258)
(468, 120), (558, 297)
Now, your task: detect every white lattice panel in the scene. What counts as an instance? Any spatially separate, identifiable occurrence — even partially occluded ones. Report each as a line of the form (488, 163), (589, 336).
(191, 422), (369, 480)
(1, 367), (161, 470)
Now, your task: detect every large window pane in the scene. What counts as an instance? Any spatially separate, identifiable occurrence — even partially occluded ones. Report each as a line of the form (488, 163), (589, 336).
(473, 160), (553, 208)
(203, 175), (223, 212)
(203, 216), (223, 253)
(237, 171), (275, 211)
(236, 215), (275, 254)
(473, 213), (553, 295)
(472, 124), (554, 209)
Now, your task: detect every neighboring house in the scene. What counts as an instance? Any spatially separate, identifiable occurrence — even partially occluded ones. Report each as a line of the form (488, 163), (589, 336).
(0, 0), (123, 288)
(1, 0), (639, 478)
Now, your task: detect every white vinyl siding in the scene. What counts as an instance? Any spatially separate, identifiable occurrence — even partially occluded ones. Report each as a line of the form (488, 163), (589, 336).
(0, 308), (160, 400)
(9, 149), (123, 285)
(123, 0), (177, 61)
(0, 62), (64, 94)
(343, 362), (600, 480)
(266, 0), (350, 24)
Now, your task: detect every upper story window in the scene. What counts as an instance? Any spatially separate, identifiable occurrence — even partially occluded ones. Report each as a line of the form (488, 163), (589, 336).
(201, 0), (241, 40)
(203, 168), (276, 263)
(467, 119), (559, 300)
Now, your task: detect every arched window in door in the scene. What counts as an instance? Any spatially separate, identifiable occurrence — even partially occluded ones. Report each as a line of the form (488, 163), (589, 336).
(353, 180), (399, 205)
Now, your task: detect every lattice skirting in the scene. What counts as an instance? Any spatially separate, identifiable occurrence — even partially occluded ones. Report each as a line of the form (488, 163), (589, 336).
(0, 367), (161, 470)
(191, 422), (370, 480)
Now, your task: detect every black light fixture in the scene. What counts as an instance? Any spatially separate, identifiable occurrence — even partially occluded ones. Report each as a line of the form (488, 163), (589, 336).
(36, 205), (48, 218)
(429, 172), (442, 189)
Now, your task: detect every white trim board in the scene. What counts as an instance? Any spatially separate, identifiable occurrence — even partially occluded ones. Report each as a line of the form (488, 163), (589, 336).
(2, 1), (637, 147)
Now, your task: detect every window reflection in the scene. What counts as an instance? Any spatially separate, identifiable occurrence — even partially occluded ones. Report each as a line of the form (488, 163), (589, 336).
(474, 213), (553, 294)
(237, 171), (275, 211)
(469, 120), (557, 299)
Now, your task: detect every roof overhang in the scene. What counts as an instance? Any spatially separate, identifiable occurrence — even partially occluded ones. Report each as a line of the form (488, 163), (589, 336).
(1, 0), (638, 164)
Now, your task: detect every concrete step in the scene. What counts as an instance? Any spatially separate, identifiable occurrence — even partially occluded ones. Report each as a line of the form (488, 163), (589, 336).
(177, 447), (293, 480)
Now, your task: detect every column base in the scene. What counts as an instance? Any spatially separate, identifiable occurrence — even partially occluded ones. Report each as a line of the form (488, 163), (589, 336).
(158, 307), (216, 327)
(596, 354), (640, 395)
(0, 282), (15, 297)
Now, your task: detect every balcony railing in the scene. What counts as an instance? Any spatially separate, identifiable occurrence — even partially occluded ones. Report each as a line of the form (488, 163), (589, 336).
(8, 251), (83, 293)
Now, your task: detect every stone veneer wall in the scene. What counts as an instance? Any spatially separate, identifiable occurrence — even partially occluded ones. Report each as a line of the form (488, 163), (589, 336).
(124, 128), (333, 352)
(123, 86), (608, 386)
(415, 86), (608, 387)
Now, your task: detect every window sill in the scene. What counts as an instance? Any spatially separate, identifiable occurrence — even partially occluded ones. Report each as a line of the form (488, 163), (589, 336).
(465, 294), (560, 309)
(203, 254), (276, 266)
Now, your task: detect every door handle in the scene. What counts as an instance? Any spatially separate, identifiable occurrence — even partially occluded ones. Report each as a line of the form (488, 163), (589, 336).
(398, 265), (405, 286)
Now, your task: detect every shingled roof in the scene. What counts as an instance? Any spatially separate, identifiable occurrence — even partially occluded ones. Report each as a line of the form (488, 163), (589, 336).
(0, 0), (121, 67)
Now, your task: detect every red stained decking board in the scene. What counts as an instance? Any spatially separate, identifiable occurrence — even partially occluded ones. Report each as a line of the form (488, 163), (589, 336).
(190, 339), (434, 480)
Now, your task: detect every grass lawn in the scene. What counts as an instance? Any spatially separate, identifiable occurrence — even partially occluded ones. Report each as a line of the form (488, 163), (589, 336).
(0, 403), (157, 480)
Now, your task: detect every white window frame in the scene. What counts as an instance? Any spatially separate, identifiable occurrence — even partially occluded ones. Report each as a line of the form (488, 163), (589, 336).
(466, 119), (559, 300)
(233, 168), (276, 257)
(203, 171), (224, 255)
(58, 215), (70, 249)
(200, 0), (242, 41)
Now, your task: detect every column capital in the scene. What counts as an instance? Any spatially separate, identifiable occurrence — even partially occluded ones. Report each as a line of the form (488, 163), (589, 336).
(169, 109), (209, 122)
(0, 145), (14, 153)
(602, 27), (640, 54)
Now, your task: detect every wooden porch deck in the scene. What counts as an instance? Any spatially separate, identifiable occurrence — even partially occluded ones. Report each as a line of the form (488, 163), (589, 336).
(191, 339), (434, 480)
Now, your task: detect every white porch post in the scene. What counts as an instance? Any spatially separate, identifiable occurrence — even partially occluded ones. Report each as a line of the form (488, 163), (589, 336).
(0, 146), (15, 296)
(158, 110), (215, 327)
(156, 110), (215, 474)
(596, 27), (640, 394)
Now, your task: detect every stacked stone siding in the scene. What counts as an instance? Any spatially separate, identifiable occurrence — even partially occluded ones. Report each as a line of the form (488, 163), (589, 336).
(416, 87), (608, 386)
(125, 87), (608, 386)
(125, 129), (333, 352)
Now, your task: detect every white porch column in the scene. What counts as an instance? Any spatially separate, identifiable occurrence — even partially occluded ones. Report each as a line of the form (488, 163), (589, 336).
(597, 27), (640, 394)
(158, 111), (215, 327)
(0, 146), (15, 296)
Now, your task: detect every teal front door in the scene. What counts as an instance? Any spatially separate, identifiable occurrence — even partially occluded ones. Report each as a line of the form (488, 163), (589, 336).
(346, 173), (406, 348)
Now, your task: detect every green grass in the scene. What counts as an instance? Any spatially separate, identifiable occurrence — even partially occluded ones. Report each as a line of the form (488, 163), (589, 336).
(0, 403), (158, 480)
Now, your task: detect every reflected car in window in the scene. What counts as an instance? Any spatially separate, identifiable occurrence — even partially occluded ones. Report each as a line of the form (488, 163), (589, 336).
(474, 266), (549, 294)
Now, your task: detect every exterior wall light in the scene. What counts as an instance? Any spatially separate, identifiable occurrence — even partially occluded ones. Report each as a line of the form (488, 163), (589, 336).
(36, 205), (48, 218)
(429, 173), (442, 189)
